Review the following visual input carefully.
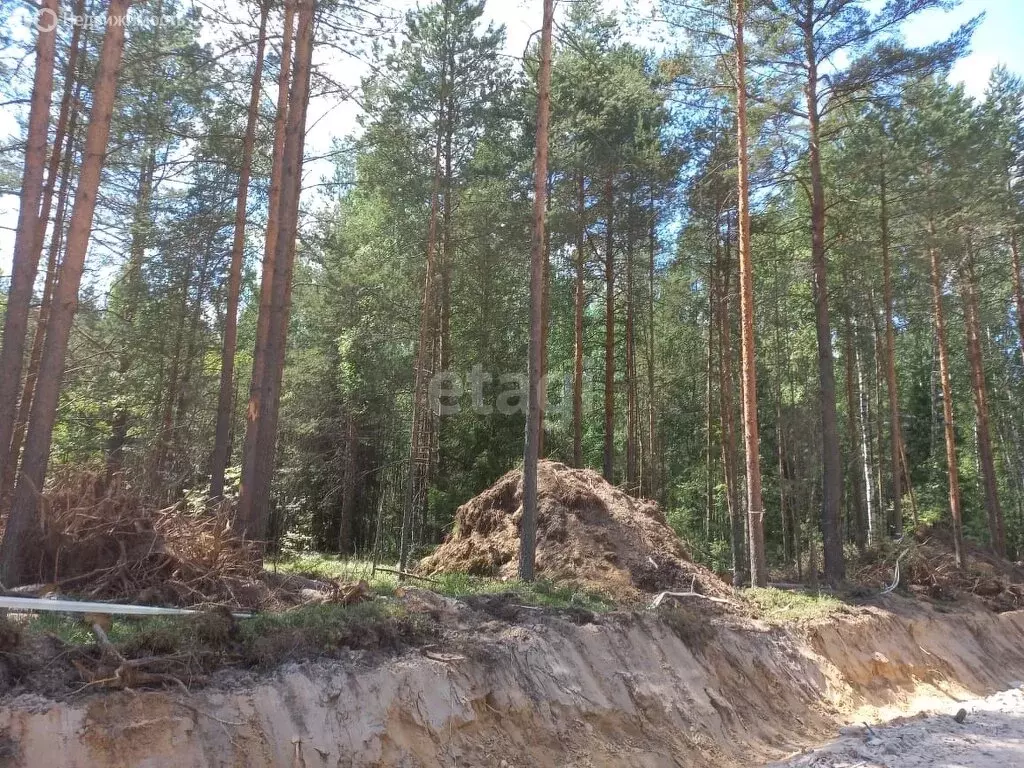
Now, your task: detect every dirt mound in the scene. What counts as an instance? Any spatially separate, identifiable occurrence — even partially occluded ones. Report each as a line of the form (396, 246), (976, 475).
(852, 524), (1024, 612)
(419, 460), (730, 601)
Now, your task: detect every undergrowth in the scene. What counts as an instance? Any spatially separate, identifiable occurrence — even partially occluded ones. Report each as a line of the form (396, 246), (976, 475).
(270, 554), (614, 612)
(743, 587), (848, 623)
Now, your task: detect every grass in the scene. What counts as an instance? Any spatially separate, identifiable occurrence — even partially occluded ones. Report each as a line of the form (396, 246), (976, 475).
(22, 600), (428, 669)
(743, 587), (848, 623)
(270, 553), (614, 612)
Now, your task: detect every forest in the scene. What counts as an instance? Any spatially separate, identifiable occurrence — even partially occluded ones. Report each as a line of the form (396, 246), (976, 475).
(0, 0), (1022, 593)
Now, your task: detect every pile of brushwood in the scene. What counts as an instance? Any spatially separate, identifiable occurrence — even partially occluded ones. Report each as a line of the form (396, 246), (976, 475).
(2, 470), (367, 611)
(851, 524), (1024, 612)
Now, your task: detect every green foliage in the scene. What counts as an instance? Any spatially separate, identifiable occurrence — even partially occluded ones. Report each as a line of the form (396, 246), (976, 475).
(743, 588), (848, 624)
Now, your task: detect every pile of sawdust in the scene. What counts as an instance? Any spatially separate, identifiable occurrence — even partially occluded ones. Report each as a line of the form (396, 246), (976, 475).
(419, 460), (731, 601)
(852, 524), (1024, 612)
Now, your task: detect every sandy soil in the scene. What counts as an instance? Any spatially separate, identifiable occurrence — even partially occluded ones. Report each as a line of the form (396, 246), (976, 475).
(769, 686), (1024, 767)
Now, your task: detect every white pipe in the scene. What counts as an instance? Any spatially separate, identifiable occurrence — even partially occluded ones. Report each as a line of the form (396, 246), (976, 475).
(0, 596), (251, 619)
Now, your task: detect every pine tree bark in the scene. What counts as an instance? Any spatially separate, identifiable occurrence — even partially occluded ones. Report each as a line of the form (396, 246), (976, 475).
(962, 249), (1005, 557)
(399, 136), (442, 572)
(927, 219), (965, 569)
(625, 213), (639, 493)
(2, 9), (85, 501)
(879, 156), (904, 537)
(803, 24), (844, 585)
(843, 313), (868, 552)
(735, 0), (766, 585)
(538, 176), (552, 458)
(603, 174), (616, 483)
(519, 0), (554, 581)
(240, 0), (295, 499)
(572, 172), (586, 468)
(107, 146), (157, 479)
(0, 0), (60, 496)
(1011, 229), (1024, 371)
(236, 0), (314, 544)
(210, 2), (270, 501)
(705, 252), (717, 540)
(646, 197), (658, 499)
(718, 213), (746, 587)
(1, 0), (131, 586)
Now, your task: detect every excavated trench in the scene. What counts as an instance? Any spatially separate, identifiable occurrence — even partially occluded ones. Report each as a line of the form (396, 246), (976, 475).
(3, 597), (1024, 767)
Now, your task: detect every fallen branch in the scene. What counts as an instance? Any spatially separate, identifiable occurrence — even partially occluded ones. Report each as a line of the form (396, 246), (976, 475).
(650, 591), (739, 609)
(375, 567), (441, 585)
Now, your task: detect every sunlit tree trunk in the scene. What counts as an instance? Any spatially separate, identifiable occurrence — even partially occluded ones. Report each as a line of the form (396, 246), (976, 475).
(210, 2), (270, 501)
(107, 146), (157, 479)
(1, 0), (131, 586)
(1011, 229), (1024, 371)
(2, 6), (85, 501)
(519, 0), (553, 581)
(572, 172), (586, 468)
(843, 313), (868, 552)
(603, 174), (616, 483)
(735, 0), (766, 585)
(962, 248), (1005, 557)
(927, 219), (964, 569)
(625, 215), (639, 493)
(803, 16), (844, 585)
(236, 0), (314, 545)
(879, 156), (904, 536)
(718, 213), (746, 587)
(0, 0), (60, 496)
(238, 0), (295, 527)
(646, 196), (658, 499)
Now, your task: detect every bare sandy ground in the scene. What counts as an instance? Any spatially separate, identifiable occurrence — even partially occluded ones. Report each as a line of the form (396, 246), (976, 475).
(769, 686), (1024, 767)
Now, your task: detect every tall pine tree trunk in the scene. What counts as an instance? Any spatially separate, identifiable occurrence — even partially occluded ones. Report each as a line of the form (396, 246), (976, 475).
(705, 252), (716, 540)
(0, 0), (59, 496)
(735, 0), (766, 585)
(843, 312), (868, 552)
(107, 146), (157, 479)
(2, 9), (85, 501)
(1011, 229), (1024, 371)
(519, 0), (553, 581)
(603, 174), (616, 483)
(236, 0), (314, 544)
(210, 2), (270, 500)
(625, 213), (638, 493)
(927, 219), (965, 569)
(240, 0), (295, 511)
(572, 172), (586, 468)
(963, 249), (1006, 556)
(879, 157), (904, 536)
(718, 214), (746, 587)
(646, 197), (658, 499)
(1, 0), (131, 586)
(804, 36), (844, 585)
